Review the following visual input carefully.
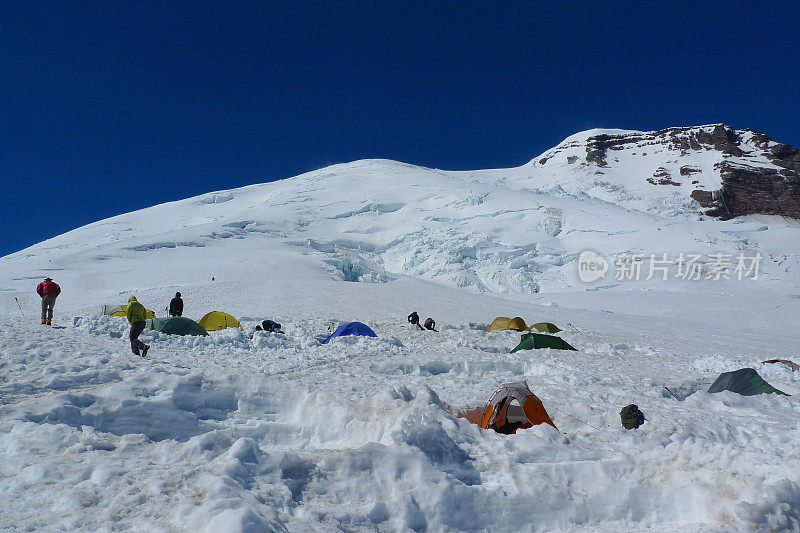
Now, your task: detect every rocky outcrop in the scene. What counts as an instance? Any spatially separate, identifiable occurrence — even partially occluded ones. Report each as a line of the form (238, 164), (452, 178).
(692, 160), (800, 220)
(693, 125), (745, 156)
(544, 125), (754, 164)
(585, 136), (612, 167)
(689, 129), (800, 220)
(648, 167), (680, 186)
(539, 124), (800, 221)
(680, 166), (701, 176)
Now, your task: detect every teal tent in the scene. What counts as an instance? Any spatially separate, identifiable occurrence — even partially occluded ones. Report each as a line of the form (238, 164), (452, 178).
(510, 332), (576, 353)
(147, 317), (208, 336)
(707, 368), (788, 396)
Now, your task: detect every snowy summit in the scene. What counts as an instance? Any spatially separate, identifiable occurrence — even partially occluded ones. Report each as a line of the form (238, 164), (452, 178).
(1, 125), (799, 532)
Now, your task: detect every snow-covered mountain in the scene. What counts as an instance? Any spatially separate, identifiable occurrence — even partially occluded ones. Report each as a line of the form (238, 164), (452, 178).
(1, 124), (798, 310)
(1, 126), (799, 532)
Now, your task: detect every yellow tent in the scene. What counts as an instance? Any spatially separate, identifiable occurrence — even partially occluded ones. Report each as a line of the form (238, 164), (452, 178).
(198, 311), (242, 331)
(485, 316), (528, 332)
(103, 304), (155, 319)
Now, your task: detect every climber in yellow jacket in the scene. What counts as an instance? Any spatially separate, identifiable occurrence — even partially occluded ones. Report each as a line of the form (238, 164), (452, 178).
(126, 295), (150, 357)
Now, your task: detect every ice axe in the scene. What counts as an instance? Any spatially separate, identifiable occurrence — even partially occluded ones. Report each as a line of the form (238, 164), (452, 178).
(14, 297), (25, 318)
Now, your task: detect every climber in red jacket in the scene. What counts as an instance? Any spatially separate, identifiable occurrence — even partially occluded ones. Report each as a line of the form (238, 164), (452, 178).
(36, 277), (61, 325)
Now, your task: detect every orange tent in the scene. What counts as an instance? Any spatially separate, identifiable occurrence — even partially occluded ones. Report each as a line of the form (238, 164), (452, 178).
(449, 381), (557, 434)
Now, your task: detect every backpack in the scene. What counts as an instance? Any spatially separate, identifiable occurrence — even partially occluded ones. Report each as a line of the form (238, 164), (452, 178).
(262, 320), (281, 332)
(620, 404), (645, 430)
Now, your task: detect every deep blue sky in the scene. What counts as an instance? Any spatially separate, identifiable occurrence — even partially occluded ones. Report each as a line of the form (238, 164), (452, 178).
(2, 2), (798, 256)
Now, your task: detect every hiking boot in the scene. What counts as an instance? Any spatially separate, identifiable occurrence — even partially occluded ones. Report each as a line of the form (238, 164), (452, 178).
(142, 345), (150, 357)
(46, 319), (52, 326)
(41, 319), (47, 325)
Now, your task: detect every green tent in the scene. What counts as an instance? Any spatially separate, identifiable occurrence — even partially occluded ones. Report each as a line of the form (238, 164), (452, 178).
(147, 317), (208, 336)
(707, 368), (788, 396)
(531, 322), (561, 333)
(510, 332), (577, 353)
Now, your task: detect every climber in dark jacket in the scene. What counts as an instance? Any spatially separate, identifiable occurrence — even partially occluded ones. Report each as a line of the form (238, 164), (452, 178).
(407, 311), (424, 330)
(424, 318), (438, 332)
(169, 292), (183, 317)
(261, 320), (282, 332)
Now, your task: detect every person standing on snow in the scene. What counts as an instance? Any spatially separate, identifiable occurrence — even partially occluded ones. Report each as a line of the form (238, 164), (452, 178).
(126, 295), (150, 357)
(36, 277), (61, 325)
(169, 292), (183, 317)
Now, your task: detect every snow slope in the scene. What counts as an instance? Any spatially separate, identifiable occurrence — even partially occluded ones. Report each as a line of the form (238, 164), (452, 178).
(1, 127), (800, 531)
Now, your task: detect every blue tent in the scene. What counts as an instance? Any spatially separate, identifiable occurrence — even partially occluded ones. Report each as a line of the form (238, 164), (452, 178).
(322, 322), (377, 344)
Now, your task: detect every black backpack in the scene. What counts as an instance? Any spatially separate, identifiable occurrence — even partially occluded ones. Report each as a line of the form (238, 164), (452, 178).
(620, 404), (645, 430)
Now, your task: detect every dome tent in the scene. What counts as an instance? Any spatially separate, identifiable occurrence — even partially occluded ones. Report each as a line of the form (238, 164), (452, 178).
(707, 368), (788, 396)
(102, 304), (156, 319)
(147, 317), (208, 336)
(322, 322), (377, 344)
(198, 311), (243, 331)
(510, 332), (576, 352)
(531, 322), (561, 333)
(100, 304), (124, 316)
(485, 317), (528, 332)
(448, 381), (557, 434)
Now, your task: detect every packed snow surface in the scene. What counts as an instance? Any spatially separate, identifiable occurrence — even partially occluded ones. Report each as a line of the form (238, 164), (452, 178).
(1, 132), (800, 531)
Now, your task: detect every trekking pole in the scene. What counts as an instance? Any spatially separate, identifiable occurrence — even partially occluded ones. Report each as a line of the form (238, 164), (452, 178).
(14, 297), (25, 318)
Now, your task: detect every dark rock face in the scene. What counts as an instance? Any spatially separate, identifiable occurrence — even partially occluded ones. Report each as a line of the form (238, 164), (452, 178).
(648, 167), (680, 186)
(689, 128), (800, 220)
(680, 166), (701, 176)
(541, 124), (800, 220)
(585, 136), (613, 167)
(690, 189), (728, 218)
(694, 125), (745, 156)
(693, 160), (800, 220)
